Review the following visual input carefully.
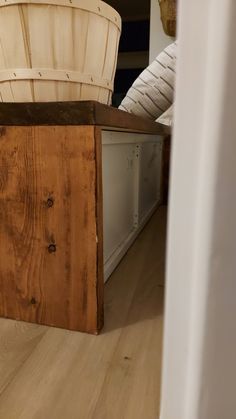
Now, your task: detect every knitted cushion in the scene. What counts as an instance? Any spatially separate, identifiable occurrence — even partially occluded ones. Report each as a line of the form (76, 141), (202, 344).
(157, 104), (174, 126)
(119, 41), (177, 120)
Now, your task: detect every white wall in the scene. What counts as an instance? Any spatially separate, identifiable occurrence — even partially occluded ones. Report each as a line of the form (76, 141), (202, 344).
(149, 0), (173, 62)
(160, 1), (236, 419)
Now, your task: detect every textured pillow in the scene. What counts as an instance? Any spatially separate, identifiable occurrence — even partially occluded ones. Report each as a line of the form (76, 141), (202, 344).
(156, 104), (174, 126)
(119, 41), (177, 120)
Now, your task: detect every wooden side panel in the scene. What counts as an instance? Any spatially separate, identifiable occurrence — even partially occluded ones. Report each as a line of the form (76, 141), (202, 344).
(95, 127), (104, 330)
(0, 125), (103, 333)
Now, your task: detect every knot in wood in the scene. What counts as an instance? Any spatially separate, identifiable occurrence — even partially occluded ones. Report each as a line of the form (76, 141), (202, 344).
(48, 244), (57, 253)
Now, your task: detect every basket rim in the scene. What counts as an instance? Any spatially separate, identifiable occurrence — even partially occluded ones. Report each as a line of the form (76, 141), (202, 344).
(0, 0), (122, 30)
(0, 68), (114, 90)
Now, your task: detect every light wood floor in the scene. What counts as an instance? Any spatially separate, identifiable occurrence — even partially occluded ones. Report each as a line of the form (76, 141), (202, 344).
(0, 206), (167, 419)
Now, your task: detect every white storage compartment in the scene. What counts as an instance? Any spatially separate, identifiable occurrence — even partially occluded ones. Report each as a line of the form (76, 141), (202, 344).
(102, 130), (163, 281)
(139, 142), (163, 224)
(102, 143), (136, 265)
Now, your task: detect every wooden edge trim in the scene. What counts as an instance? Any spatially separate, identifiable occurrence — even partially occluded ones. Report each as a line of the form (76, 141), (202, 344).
(94, 126), (104, 333)
(94, 102), (171, 135)
(0, 101), (172, 136)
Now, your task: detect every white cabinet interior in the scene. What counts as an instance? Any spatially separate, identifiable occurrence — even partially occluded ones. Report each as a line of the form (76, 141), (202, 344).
(102, 130), (163, 281)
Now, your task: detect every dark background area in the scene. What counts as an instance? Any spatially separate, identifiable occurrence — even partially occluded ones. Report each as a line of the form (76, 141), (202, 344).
(113, 20), (150, 107)
(105, 1), (151, 107)
(119, 20), (150, 52)
(106, 0), (150, 20)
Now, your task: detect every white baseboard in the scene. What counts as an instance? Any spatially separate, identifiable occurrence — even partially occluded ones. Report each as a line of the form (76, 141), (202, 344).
(104, 200), (161, 282)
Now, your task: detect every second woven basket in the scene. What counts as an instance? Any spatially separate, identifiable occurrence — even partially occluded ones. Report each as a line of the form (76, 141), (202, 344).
(158, 0), (177, 37)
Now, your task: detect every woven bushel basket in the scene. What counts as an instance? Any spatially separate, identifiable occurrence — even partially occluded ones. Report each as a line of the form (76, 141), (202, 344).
(0, 0), (121, 103)
(158, 0), (176, 37)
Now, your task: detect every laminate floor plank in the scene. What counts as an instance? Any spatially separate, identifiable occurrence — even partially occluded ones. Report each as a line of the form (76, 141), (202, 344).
(0, 207), (167, 419)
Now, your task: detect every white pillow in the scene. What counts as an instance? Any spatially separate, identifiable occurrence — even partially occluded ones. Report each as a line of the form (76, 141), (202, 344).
(119, 41), (177, 120)
(156, 104), (174, 126)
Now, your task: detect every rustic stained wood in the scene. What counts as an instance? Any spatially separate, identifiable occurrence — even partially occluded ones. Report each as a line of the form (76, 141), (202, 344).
(0, 101), (169, 334)
(94, 126), (104, 331)
(0, 101), (171, 135)
(0, 125), (103, 333)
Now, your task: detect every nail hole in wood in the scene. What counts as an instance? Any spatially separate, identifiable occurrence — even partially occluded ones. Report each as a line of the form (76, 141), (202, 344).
(30, 297), (37, 305)
(46, 198), (54, 208)
(48, 244), (56, 253)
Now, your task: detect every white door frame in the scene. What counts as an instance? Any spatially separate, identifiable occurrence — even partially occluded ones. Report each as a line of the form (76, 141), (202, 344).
(160, 1), (236, 418)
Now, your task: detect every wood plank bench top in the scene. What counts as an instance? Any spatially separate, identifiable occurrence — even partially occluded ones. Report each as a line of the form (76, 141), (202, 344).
(0, 101), (171, 135)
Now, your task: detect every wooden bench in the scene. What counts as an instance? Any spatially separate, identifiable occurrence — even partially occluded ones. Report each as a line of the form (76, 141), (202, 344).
(0, 101), (170, 334)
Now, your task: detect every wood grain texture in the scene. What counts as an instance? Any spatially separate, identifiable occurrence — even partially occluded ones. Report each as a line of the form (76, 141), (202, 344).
(95, 127), (104, 331)
(0, 207), (166, 419)
(0, 320), (47, 395)
(0, 101), (171, 135)
(0, 125), (103, 333)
